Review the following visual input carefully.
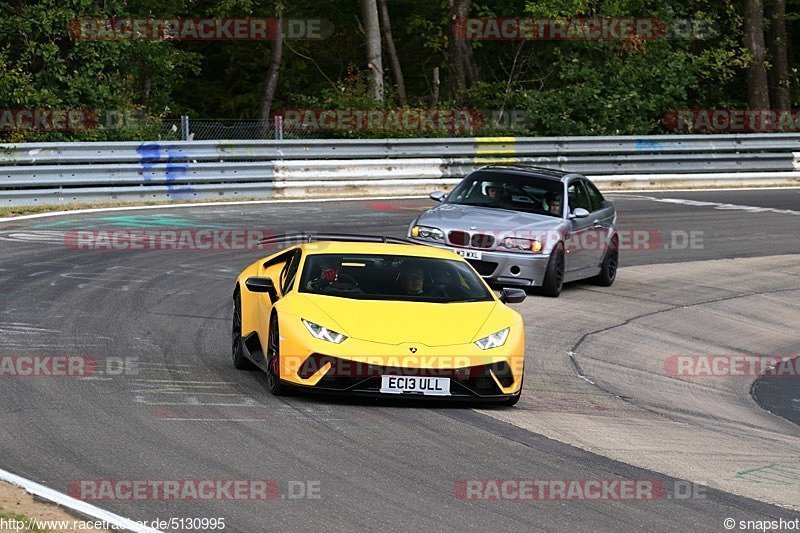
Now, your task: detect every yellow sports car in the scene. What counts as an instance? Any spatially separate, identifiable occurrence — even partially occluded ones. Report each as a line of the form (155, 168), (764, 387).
(232, 234), (526, 405)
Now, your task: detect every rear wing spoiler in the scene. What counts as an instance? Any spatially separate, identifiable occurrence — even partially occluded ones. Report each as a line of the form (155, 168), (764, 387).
(258, 233), (413, 246)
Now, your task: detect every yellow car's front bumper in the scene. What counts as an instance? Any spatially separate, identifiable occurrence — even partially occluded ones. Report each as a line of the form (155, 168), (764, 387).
(275, 314), (524, 401)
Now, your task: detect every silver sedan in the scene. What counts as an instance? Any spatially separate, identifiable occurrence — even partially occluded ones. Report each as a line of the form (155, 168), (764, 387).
(407, 166), (618, 297)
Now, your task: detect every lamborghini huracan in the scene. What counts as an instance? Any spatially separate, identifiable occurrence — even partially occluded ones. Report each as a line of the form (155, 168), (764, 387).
(231, 234), (526, 404)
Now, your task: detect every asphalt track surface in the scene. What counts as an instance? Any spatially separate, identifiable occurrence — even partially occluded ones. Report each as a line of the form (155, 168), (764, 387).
(0, 189), (799, 532)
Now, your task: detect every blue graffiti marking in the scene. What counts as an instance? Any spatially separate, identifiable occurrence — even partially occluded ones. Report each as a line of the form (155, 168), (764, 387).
(136, 143), (194, 199)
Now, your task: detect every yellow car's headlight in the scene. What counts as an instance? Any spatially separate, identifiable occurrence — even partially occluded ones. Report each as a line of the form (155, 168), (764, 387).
(302, 319), (347, 344)
(474, 328), (510, 350)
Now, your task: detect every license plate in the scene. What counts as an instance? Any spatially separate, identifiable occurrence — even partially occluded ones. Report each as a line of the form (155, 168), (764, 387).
(380, 375), (451, 396)
(453, 248), (482, 260)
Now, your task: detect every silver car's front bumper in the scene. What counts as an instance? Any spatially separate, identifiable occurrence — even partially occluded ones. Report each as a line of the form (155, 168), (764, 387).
(408, 238), (551, 287)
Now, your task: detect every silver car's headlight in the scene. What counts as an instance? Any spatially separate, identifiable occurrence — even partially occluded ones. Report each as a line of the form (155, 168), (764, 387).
(410, 225), (444, 241)
(500, 237), (543, 253)
(474, 328), (509, 350)
(302, 319), (347, 344)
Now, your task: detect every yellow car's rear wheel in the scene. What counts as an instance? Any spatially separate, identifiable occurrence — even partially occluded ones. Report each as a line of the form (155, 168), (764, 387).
(266, 314), (288, 395)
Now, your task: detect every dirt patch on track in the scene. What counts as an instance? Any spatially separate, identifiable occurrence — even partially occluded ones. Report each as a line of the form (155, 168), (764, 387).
(0, 480), (109, 533)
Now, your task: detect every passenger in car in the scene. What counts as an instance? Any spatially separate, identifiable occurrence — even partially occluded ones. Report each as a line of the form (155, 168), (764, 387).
(545, 193), (562, 216)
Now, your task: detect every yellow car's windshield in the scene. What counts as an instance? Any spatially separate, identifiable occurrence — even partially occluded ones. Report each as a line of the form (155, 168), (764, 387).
(299, 253), (493, 303)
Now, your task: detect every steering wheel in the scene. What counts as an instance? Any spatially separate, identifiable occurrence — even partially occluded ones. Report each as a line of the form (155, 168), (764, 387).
(426, 284), (448, 298)
(319, 273), (363, 294)
(310, 272), (360, 291)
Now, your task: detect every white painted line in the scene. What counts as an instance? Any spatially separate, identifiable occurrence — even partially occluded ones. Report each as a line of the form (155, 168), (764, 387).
(567, 351), (595, 385)
(591, 171), (800, 182)
(1, 186), (799, 225)
(0, 467), (162, 532)
(608, 186), (800, 194)
(632, 196), (800, 215)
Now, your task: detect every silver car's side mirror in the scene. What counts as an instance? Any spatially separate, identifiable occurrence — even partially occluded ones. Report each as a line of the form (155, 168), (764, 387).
(429, 191), (446, 202)
(569, 207), (590, 219)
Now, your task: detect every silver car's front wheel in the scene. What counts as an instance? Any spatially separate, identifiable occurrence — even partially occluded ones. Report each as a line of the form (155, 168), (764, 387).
(539, 243), (565, 297)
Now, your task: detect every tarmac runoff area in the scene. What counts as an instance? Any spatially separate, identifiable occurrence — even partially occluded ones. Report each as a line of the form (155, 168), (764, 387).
(483, 253), (800, 510)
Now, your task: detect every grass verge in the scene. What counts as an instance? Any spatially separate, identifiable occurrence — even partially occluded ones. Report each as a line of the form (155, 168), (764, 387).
(0, 510), (50, 532)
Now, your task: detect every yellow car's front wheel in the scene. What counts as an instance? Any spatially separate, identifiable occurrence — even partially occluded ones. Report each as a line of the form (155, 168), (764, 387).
(266, 314), (288, 396)
(232, 291), (255, 370)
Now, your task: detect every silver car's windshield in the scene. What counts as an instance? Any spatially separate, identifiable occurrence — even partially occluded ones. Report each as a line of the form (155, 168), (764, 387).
(299, 254), (493, 302)
(447, 171), (564, 217)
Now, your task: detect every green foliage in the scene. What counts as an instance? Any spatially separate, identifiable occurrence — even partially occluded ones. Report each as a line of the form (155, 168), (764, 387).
(0, 511), (50, 533)
(1, 0), (797, 139)
(0, 0), (200, 141)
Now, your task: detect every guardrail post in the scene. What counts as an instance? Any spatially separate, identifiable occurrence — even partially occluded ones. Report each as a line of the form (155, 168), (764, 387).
(274, 115), (283, 140)
(181, 115), (190, 141)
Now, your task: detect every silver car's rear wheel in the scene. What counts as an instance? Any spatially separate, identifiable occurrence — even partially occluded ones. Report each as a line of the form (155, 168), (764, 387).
(592, 235), (618, 287)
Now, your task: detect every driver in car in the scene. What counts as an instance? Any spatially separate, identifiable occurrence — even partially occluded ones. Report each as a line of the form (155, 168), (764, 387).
(484, 182), (509, 204)
(307, 258), (340, 291)
(308, 258), (361, 293)
(486, 182), (501, 200)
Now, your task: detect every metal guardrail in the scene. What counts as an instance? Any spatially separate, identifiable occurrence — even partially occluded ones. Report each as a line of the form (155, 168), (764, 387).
(1, 134), (799, 206)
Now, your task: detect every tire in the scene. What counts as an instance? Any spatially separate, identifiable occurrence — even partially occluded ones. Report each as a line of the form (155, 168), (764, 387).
(591, 235), (619, 287)
(232, 291), (256, 370)
(539, 243), (565, 297)
(266, 313), (288, 396)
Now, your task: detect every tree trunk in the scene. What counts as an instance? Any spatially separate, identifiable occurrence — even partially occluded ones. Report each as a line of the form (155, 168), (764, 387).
(361, 0), (384, 103)
(431, 67), (440, 107)
(766, 0), (791, 109)
(743, 0), (771, 110)
(448, 0), (469, 94)
(377, 0), (406, 106)
(260, 12), (283, 129)
(466, 50), (480, 87)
